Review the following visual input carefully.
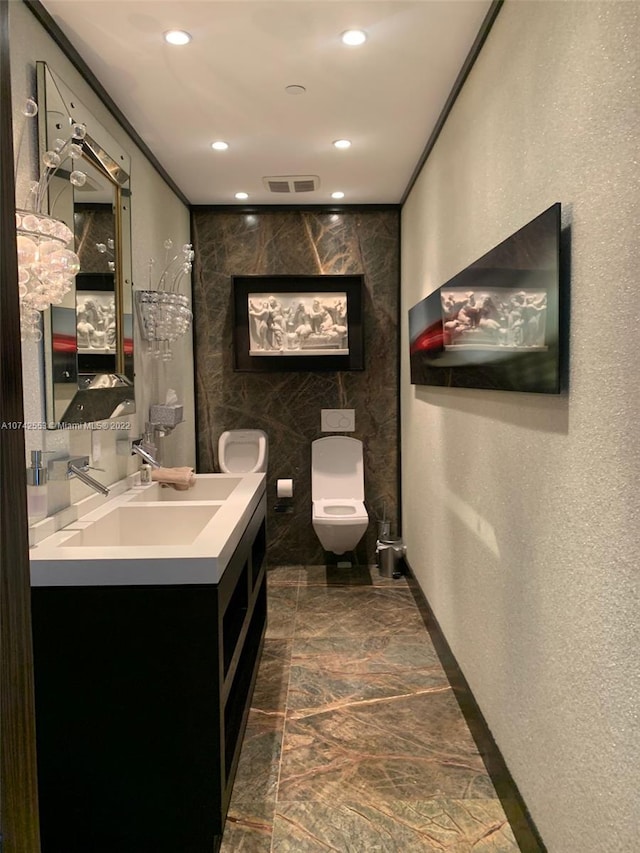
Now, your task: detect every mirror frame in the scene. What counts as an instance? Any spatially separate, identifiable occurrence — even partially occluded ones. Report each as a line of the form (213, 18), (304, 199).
(36, 61), (135, 427)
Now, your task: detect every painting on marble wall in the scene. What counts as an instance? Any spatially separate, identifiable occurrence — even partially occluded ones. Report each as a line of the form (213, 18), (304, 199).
(409, 203), (562, 394)
(233, 275), (364, 371)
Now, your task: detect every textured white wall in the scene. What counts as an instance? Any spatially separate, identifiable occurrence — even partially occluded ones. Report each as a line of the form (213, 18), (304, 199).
(401, 2), (640, 851)
(10, 1), (195, 508)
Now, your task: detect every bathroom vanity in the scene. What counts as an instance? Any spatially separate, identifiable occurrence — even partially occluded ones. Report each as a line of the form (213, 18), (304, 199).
(29, 474), (266, 853)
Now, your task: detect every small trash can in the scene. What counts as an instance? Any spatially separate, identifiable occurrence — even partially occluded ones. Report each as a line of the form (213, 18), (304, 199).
(376, 538), (406, 579)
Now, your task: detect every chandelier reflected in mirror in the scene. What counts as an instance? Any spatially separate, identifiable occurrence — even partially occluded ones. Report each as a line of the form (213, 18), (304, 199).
(134, 240), (194, 361)
(15, 98), (85, 341)
(96, 237), (116, 271)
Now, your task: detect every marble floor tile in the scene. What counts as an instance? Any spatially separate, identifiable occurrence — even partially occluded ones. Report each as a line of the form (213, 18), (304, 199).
(294, 587), (427, 638)
(278, 690), (495, 804)
(219, 566), (529, 852)
(266, 585), (299, 639)
(271, 799), (519, 852)
(221, 640), (291, 846)
(219, 813), (273, 853)
(267, 565), (304, 586)
(252, 639), (292, 713)
(225, 706), (283, 813)
(300, 564), (372, 586)
(287, 635), (448, 714)
(301, 564), (406, 588)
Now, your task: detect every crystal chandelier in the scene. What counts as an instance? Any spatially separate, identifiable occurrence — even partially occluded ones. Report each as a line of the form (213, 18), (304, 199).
(15, 98), (85, 341)
(134, 240), (194, 361)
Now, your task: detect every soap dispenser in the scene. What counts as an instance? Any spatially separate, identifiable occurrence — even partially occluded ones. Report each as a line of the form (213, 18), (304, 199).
(26, 450), (48, 522)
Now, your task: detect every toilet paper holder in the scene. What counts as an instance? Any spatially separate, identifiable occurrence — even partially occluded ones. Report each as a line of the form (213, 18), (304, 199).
(275, 478), (294, 513)
(277, 478), (293, 498)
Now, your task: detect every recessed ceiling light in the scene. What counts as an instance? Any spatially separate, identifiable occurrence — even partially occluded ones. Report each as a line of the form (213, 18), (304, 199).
(331, 191), (345, 200)
(333, 139), (351, 150)
(341, 29), (367, 46)
(164, 30), (192, 46)
(235, 192), (249, 200)
(211, 141), (229, 151)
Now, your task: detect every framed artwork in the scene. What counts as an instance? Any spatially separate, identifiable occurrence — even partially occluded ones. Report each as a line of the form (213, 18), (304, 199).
(409, 203), (562, 394)
(232, 274), (364, 371)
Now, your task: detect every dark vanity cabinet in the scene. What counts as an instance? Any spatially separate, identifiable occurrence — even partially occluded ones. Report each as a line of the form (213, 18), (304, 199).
(31, 501), (267, 853)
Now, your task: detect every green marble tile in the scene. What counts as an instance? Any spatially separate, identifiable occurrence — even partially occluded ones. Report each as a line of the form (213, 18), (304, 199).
(287, 635), (447, 714)
(251, 639), (292, 713)
(294, 587), (427, 638)
(278, 690), (495, 803)
(225, 707), (283, 816)
(266, 585), (299, 639)
(219, 812), (273, 853)
(271, 798), (519, 852)
(220, 562), (525, 851)
(267, 565), (303, 586)
(300, 564), (407, 588)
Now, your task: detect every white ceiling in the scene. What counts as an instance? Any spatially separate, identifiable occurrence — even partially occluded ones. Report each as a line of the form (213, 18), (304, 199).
(39, 0), (493, 206)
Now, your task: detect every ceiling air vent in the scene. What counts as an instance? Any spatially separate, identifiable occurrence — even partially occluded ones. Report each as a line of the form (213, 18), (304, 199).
(262, 175), (320, 194)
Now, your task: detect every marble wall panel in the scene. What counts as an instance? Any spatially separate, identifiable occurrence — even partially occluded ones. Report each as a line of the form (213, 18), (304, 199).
(192, 208), (400, 565)
(74, 206), (115, 273)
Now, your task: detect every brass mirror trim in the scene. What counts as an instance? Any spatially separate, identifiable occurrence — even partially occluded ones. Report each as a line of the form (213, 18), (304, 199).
(113, 186), (125, 375)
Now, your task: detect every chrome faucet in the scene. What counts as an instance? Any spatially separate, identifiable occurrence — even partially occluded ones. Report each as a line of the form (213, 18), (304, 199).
(131, 440), (161, 468)
(48, 455), (110, 497)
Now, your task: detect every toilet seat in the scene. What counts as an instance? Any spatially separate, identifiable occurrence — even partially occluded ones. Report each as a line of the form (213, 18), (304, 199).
(313, 499), (368, 523)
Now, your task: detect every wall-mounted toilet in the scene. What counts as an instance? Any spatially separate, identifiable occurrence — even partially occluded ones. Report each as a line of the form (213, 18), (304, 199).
(218, 429), (268, 474)
(311, 436), (369, 555)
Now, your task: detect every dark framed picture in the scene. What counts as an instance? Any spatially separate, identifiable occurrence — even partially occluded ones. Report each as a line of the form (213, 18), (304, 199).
(232, 274), (364, 371)
(409, 203), (562, 394)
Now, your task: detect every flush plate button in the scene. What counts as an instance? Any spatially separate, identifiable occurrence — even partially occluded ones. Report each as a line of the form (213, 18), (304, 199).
(321, 409), (355, 432)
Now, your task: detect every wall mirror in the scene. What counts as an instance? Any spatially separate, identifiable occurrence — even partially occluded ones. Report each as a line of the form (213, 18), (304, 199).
(37, 61), (135, 427)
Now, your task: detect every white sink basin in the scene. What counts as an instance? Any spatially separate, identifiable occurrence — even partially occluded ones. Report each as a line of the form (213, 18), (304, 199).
(64, 505), (219, 547)
(128, 476), (243, 503)
(30, 472), (266, 587)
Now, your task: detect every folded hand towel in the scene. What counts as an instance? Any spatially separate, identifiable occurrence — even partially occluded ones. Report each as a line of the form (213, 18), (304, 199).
(151, 466), (196, 490)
